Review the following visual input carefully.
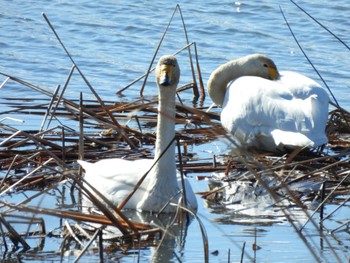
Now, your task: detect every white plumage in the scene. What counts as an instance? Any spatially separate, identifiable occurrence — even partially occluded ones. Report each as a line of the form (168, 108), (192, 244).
(78, 55), (198, 212)
(207, 54), (329, 152)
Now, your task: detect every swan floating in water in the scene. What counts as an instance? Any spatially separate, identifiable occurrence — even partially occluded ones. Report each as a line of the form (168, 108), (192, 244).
(207, 54), (329, 152)
(78, 55), (198, 213)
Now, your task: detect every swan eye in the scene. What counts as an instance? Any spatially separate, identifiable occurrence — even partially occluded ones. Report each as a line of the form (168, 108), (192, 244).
(263, 64), (268, 68)
(165, 63), (176, 67)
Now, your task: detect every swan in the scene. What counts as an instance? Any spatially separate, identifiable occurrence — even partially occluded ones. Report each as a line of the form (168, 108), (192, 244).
(207, 54), (329, 152)
(78, 55), (198, 212)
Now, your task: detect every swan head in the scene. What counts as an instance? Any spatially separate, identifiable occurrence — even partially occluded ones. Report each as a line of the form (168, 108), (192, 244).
(241, 54), (279, 80)
(156, 55), (180, 87)
(207, 54), (279, 107)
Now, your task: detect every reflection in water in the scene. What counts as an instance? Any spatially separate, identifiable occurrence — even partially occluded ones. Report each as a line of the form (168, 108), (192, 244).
(97, 210), (194, 262)
(204, 171), (316, 226)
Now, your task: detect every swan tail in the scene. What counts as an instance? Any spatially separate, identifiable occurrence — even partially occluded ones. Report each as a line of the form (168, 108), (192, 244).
(271, 129), (327, 149)
(77, 160), (94, 171)
(310, 94), (329, 129)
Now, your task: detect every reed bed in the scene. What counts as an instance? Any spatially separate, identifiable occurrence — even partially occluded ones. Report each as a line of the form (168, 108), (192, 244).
(1, 69), (350, 262)
(0, 3), (349, 262)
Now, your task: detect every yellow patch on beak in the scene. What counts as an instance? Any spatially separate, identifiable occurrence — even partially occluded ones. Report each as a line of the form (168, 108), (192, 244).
(159, 64), (174, 86)
(268, 66), (279, 80)
(161, 65), (173, 79)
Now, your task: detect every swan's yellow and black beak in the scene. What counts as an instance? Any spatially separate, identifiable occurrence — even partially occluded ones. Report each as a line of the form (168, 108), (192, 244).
(159, 64), (174, 86)
(268, 65), (279, 80)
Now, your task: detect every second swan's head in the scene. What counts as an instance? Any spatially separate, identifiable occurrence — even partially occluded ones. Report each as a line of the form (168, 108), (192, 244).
(239, 54), (279, 80)
(156, 55), (180, 87)
(207, 54), (279, 107)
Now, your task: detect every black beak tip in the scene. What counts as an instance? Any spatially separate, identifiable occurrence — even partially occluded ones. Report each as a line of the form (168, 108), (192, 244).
(159, 76), (171, 86)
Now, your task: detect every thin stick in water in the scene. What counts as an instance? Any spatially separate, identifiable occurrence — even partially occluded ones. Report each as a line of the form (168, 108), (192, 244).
(290, 0), (350, 51)
(139, 5), (179, 97)
(41, 13), (135, 148)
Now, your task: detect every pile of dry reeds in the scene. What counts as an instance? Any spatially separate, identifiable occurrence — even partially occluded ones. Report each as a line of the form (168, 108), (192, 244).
(0, 6), (217, 261)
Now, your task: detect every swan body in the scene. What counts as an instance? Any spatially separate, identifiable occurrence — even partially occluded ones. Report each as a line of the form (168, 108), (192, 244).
(207, 54), (329, 152)
(78, 55), (197, 212)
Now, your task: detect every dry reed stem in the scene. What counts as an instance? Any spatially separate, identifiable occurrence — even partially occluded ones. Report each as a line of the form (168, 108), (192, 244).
(39, 202), (147, 229)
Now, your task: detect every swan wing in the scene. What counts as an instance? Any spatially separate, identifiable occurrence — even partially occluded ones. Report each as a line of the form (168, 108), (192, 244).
(78, 159), (198, 210)
(78, 159), (153, 209)
(221, 74), (328, 150)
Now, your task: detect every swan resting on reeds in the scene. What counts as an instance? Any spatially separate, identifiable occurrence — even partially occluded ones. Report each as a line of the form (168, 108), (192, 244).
(78, 55), (197, 213)
(207, 54), (329, 152)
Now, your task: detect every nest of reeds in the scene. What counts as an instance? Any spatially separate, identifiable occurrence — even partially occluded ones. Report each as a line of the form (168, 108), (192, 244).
(198, 108), (350, 232)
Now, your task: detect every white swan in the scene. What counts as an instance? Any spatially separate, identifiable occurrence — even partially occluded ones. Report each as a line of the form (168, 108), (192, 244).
(78, 55), (198, 212)
(207, 54), (329, 152)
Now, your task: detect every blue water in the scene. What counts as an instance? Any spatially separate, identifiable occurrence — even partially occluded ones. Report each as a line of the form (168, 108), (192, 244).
(1, 0), (350, 262)
(1, 0), (350, 105)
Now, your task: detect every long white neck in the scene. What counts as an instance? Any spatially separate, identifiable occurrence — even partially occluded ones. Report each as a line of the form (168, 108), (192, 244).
(154, 86), (176, 166)
(149, 85), (177, 189)
(207, 59), (248, 107)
